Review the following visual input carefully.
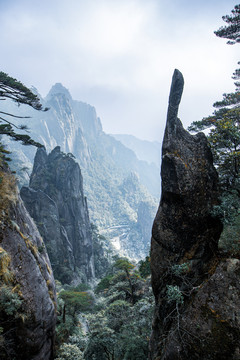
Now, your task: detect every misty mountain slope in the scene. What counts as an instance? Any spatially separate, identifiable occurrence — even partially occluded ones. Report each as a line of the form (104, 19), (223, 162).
(3, 83), (158, 259)
(112, 133), (161, 167)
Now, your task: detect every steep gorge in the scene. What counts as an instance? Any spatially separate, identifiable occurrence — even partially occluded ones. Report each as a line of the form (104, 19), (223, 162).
(3, 83), (158, 259)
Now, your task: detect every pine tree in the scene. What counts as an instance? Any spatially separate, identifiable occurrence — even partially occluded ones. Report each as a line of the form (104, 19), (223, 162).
(189, 5), (240, 251)
(214, 4), (240, 45)
(189, 4), (240, 191)
(0, 72), (48, 148)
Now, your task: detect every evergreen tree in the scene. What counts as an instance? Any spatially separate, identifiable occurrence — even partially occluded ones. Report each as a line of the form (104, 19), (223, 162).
(0, 72), (48, 149)
(55, 259), (154, 359)
(189, 5), (240, 254)
(139, 255), (151, 278)
(188, 97), (240, 190)
(189, 4), (240, 191)
(84, 260), (153, 360)
(214, 4), (240, 45)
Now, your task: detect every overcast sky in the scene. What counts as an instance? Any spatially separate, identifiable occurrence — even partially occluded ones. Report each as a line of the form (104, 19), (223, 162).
(0, 0), (239, 141)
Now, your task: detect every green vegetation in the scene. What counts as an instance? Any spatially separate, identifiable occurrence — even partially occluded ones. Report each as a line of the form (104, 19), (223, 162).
(171, 262), (190, 276)
(59, 290), (94, 315)
(56, 343), (83, 360)
(219, 214), (240, 255)
(214, 4), (240, 45)
(188, 63), (240, 190)
(166, 285), (184, 305)
(189, 3), (240, 256)
(0, 71), (48, 150)
(138, 255), (151, 279)
(189, 4), (240, 191)
(0, 247), (26, 359)
(55, 256), (153, 360)
(56, 283), (95, 345)
(0, 284), (22, 316)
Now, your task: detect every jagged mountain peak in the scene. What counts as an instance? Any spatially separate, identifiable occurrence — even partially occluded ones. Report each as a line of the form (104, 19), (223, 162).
(48, 145), (62, 161)
(21, 146), (94, 283)
(46, 82), (72, 101)
(34, 146), (48, 161)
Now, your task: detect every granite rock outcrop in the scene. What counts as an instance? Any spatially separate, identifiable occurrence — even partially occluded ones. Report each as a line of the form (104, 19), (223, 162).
(21, 146), (94, 284)
(149, 70), (236, 359)
(0, 167), (56, 359)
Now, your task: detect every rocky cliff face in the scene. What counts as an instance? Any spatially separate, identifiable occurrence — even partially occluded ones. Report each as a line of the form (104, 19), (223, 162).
(2, 84), (158, 260)
(0, 166), (56, 359)
(21, 146), (94, 284)
(149, 70), (235, 359)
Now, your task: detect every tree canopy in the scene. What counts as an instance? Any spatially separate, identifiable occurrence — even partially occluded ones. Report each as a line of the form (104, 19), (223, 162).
(0, 72), (46, 110)
(188, 95), (240, 190)
(214, 4), (240, 45)
(0, 72), (48, 149)
(189, 4), (240, 192)
(55, 257), (154, 360)
(189, 4), (240, 254)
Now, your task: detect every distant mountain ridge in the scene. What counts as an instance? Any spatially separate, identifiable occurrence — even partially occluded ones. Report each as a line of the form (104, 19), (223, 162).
(112, 133), (161, 168)
(3, 83), (159, 259)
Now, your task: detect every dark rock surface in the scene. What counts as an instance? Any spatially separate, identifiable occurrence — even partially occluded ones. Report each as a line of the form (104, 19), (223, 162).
(174, 258), (240, 359)
(150, 70), (227, 359)
(0, 169), (56, 359)
(21, 146), (94, 284)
